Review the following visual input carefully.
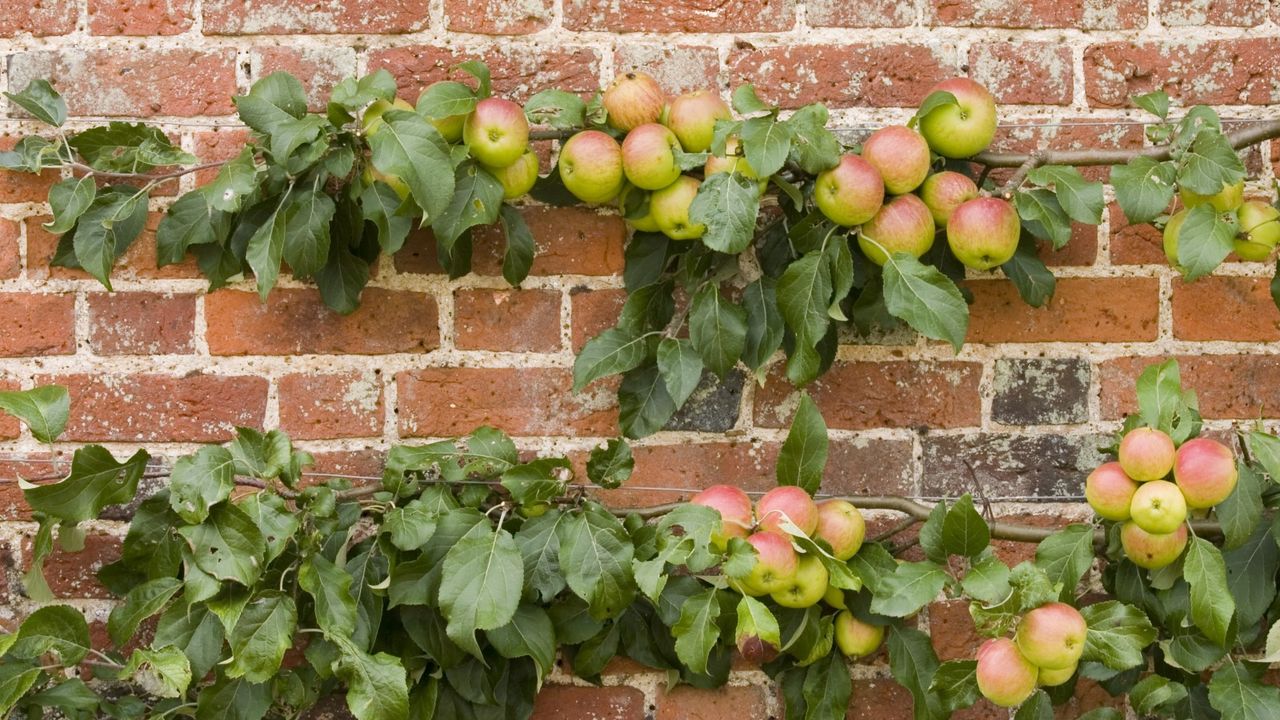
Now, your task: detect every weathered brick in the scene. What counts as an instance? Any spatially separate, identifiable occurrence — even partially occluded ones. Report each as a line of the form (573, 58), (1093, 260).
(26, 213), (202, 282)
(397, 367), (617, 437)
(1159, 0), (1270, 26)
(206, 288), (439, 355)
(920, 433), (1109, 497)
(656, 685), (769, 720)
(445, 0), (553, 34)
(192, 128), (256, 186)
(203, 0), (429, 33)
(1173, 277), (1280, 341)
(1084, 39), (1280, 108)
(807, 0), (914, 27)
(250, 46), (358, 112)
(991, 358), (1091, 425)
(0, 219), (19, 280)
(1100, 355), (1280, 419)
(1108, 203), (1166, 265)
(847, 677), (917, 720)
(278, 371), (384, 440)
(0, 1), (76, 37)
(613, 46), (721, 95)
(306, 449), (386, 481)
(86, 292), (196, 355)
(725, 44), (959, 109)
(529, 685), (645, 720)
(7, 49), (238, 117)
(0, 456), (67, 520)
(570, 287), (628, 352)
(0, 293), (75, 356)
(45, 373), (268, 442)
(1041, 222), (1098, 266)
(21, 531), (120, 599)
(930, 599), (981, 661)
(924, 0), (1146, 29)
(985, 121), (1145, 183)
(0, 135), (59, 202)
(454, 288), (562, 353)
(564, 0), (795, 32)
(368, 46), (601, 103)
(0, 379), (19, 440)
(88, 0), (194, 35)
(968, 43), (1073, 105)
(755, 361), (983, 430)
(966, 278), (1159, 343)
(666, 371), (744, 433)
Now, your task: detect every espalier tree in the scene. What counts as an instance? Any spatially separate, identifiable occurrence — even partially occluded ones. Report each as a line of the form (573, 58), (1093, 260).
(2, 362), (1280, 719)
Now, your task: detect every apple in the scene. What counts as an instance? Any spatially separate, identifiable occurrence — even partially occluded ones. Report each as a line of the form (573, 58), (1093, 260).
(619, 185), (661, 233)
(756, 486), (820, 536)
(1234, 200), (1280, 261)
(1015, 602), (1087, 670)
(621, 123), (683, 190)
(1037, 663), (1077, 687)
(740, 531), (799, 595)
(604, 71), (666, 132)
(665, 90), (731, 153)
(814, 499), (865, 560)
(464, 98), (530, 169)
(558, 130), (625, 205)
(946, 197), (1020, 270)
(361, 97), (415, 136)
(1129, 480), (1188, 535)
(975, 637), (1038, 708)
(690, 484), (755, 541)
(1118, 427), (1176, 482)
(834, 611), (884, 658)
(431, 113), (465, 143)
(857, 194), (936, 265)
(649, 175), (705, 240)
(1120, 521), (1188, 570)
(918, 78), (999, 159)
(1174, 438), (1238, 508)
(771, 554), (829, 608)
(1180, 179), (1245, 213)
(736, 628), (780, 664)
(813, 154), (885, 227)
(705, 136), (768, 195)
(1163, 208), (1189, 269)
(488, 149), (539, 199)
(823, 585), (847, 609)
(919, 171), (979, 226)
(1085, 462), (1139, 522)
(861, 125), (931, 195)
(362, 166), (410, 201)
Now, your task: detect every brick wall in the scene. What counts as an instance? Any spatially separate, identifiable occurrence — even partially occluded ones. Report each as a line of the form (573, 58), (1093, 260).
(2, 1), (1279, 717)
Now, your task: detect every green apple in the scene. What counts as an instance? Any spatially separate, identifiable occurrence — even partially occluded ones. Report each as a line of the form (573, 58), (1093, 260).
(770, 554), (828, 608)
(464, 97), (530, 169)
(361, 97), (414, 136)
(649, 175), (705, 240)
(665, 90), (731, 153)
(946, 196), (1020, 270)
(834, 611), (884, 658)
(1163, 208), (1189, 269)
(1180, 179), (1244, 212)
(1234, 200), (1280, 260)
(558, 130), (625, 205)
(619, 184), (661, 233)
(861, 125), (931, 195)
(604, 71), (666, 132)
(1015, 602), (1087, 670)
(740, 531), (799, 595)
(1129, 480), (1187, 535)
(823, 585), (847, 609)
(621, 122), (682, 190)
(1118, 427), (1176, 481)
(488, 149), (539, 199)
(813, 154), (884, 227)
(1174, 438), (1238, 509)
(857, 194), (936, 265)
(1038, 663), (1077, 687)
(1120, 521), (1188, 570)
(919, 171), (979, 226)
(975, 638), (1038, 708)
(918, 78), (999, 159)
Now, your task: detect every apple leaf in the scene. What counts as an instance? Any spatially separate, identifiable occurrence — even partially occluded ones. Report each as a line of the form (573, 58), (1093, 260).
(1174, 203), (1237, 280)
(1132, 90), (1170, 120)
(556, 506), (636, 620)
(499, 203), (535, 286)
(1217, 463), (1264, 550)
(617, 365), (677, 439)
(226, 592), (297, 682)
(731, 84), (773, 115)
(1208, 661), (1280, 720)
(802, 650), (852, 719)
(204, 146), (261, 213)
(689, 172), (760, 254)
(6, 605), (91, 666)
(739, 116), (793, 177)
(1079, 600), (1157, 670)
(438, 524), (523, 658)
(1028, 165), (1104, 225)
(776, 392), (828, 496)
(1034, 524), (1095, 601)
(930, 660), (980, 713)
(432, 162), (505, 268)
(44, 176), (97, 235)
(656, 338), (703, 409)
(1223, 522), (1277, 630)
(881, 251), (969, 351)
(673, 588), (721, 675)
(961, 553), (1011, 605)
(688, 284), (747, 378)
(910, 90), (958, 128)
(1015, 188), (1072, 248)
(330, 69), (397, 110)
(573, 327), (651, 392)
(870, 561), (947, 617)
(523, 89), (584, 130)
(1000, 236), (1056, 308)
(0, 385), (69, 444)
(587, 438), (634, 490)
(367, 110), (455, 226)
(1111, 158), (1177, 224)
(107, 577), (182, 647)
(418, 80), (477, 120)
(886, 625), (946, 720)
(778, 250), (834, 349)
(741, 277), (784, 375)
(941, 494), (990, 559)
(5, 78), (66, 126)
(785, 104), (842, 174)
(1177, 130), (1245, 195)
(23, 445), (149, 524)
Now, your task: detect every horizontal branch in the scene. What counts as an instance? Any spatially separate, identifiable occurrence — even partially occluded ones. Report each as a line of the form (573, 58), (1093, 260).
(69, 160), (228, 182)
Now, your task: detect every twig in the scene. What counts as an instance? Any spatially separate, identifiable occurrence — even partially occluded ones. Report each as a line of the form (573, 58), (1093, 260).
(68, 160), (228, 182)
(996, 150), (1048, 198)
(869, 515), (921, 543)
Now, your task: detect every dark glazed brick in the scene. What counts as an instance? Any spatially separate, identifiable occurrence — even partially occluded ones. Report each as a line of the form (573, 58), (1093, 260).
(666, 370), (744, 433)
(991, 358), (1091, 425)
(921, 434), (1109, 498)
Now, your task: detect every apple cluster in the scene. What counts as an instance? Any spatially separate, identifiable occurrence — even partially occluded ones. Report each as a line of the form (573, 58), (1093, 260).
(690, 485), (884, 659)
(1164, 180), (1280, 263)
(975, 602), (1088, 707)
(1086, 428), (1238, 569)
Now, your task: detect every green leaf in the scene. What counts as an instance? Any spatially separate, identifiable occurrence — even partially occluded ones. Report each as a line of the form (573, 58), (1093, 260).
(778, 250), (833, 346)
(587, 438), (634, 490)
(0, 664), (42, 716)
(439, 525), (524, 658)
(1034, 524), (1095, 601)
(802, 650), (852, 720)
(739, 115), (793, 177)
(886, 625), (945, 720)
(418, 80), (476, 119)
(930, 660), (980, 713)
(731, 84), (773, 115)
(573, 327), (651, 392)
(1016, 188), (1072, 248)
(123, 646), (191, 698)
(157, 190), (227, 264)
(1131, 675), (1189, 716)
(742, 277), (784, 374)
(281, 188), (335, 277)
(1208, 661), (1280, 720)
(617, 366), (677, 439)
(1111, 158), (1177, 224)
(456, 60), (492, 98)
(71, 187), (150, 289)
(229, 426), (292, 479)
(236, 72), (307, 129)
(23, 445), (148, 524)
(367, 110), (455, 224)
(1178, 130), (1246, 195)
(168, 446), (235, 524)
(8, 605), (91, 665)
(334, 646), (410, 720)
(45, 176), (97, 235)
(557, 507), (636, 620)
(1000, 236), (1057, 308)
(516, 510), (568, 603)
(656, 338), (703, 409)
(1175, 202), (1238, 280)
(177, 503), (267, 586)
(433, 162), (504, 259)
(942, 494), (990, 558)
(205, 147), (261, 213)
(108, 577), (181, 646)
(1223, 521), (1277, 630)
(523, 89), (584, 129)
(1028, 165), (1104, 224)
(195, 678), (271, 720)
(239, 493), (298, 562)
(227, 593), (297, 682)
(501, 457), (571, 506)
(689, 172), (760, 254)
(330, 69), (397, 109)
(69, 122), (195, 172)
(154, 604), (224, 681)
(487, 604), (557, 681)
(735, 595), (781, 658)
(785, 104), (841, 174)
(881, 252), (969, 351)
(871, 561), (947, 617)
(1133, 90), (1170, 120)
(5, 78), (66, 126)
(316, 244), (370, 315)
(688, 284), (747, 377)
(1014, 690), (1054, 720)
(672, 588), (721, 675)
(499, 203), (535, 286)
(962, 554), (1012, 605)
(776, 393), (827, 495)
(383, 499), (438, 551)
(360, 182), (411, 255)
(1079, 600), (1157, 670)
(21, 679), (99, 713)
(1218, 463), (1264, 550)
(300, 554), (358, 638)
(911, 90), (959, 128)
(0, 385), (69, 443)
(243, 192), (290, 301)
(1185, 536), (1236, 646)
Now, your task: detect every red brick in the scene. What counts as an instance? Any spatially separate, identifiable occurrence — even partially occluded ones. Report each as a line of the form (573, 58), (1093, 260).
(0, 1), (76, 36)
(0, 135), (59, 202)
(1057, 678), (1127, 719)
(966, 278), (1159, 343)
(808, 0), (914, 27)
(968, 43), (1073, 105)
(755, 361), (982, 430)
(278, 372), (384, 440)
(206, 288), (439, 355)
(250, 46), (357, 112)
(192, 128), (255, 186)
(0, 378), (20, 440)
(564, 0), (794, 32)
(929, 599), (980, 661)
(203, 0), (428, 33)
(1173, 277), (1280, 342)
(21, 531), (120, 599)
(454, 288), (562, 353)
(1040, 222), (1098, 267)
(395, 207), (626, 277)
(0, 219), (19, 280)
(613, 46), (721, 95)
(368, 45), (601, 104)
(1084, 39), (1280, 108)
(571, 288), (628, 352)
(529, 685), (645, 720)
(306, 449), (386, 481)
(1108, 203), (1166, 265)
(86, 292), (196, 355)
(7, 49), (237, 117)
(88, 0), (194, 35)
(656, 685), (769, 720)
(0, 455), (64, 519)
(725, 44), (959, 110)
(26, 214), (203, 282)
(1101, 355), (1280, 420)
(46, 373), (268, 442)
(0, 293), (75, 356)
(985, 121), (1146, 184)
(848, 677), (915, 720)
(1159, 0), (1270, 26)
(396, 367), (617, 437)
(445, 0), (553, 34)
(925, 0), (1146, 28)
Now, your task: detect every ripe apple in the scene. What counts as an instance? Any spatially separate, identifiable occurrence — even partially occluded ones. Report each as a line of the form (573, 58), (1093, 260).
(975, 637), (1038, 708)
(918, 78), (999, 159)
(1118, 427), (1176, 482)
(1129, 480), (1188, 535)
(813, 154), (885, 227)
(1180, 179), (1245, 213)
(756, 486), (820, 536)
(834, 611), (884, 658)
(604, 71), (666, 132)
(823, 585), (847, 609)
(361, 97), (415, 136)
(1234, 200), (1280, 261)
(619, 185), (661, 233)
(488, 149), (539, 199)
(770, 554), (829, 608)
(740, 531), (799, 594)
(464, 98), (530, 169)
(690, 484), (755, 541)
(622, 123), (683, 190)
(919, 171), (979, 226)
(649, 175), (705, 240)
(946, 196), (1020, 270)
(1038, 663), (1077, 687)
(1085, 462), (1139, 522)
(857, 194), (936, 265)
(1120, 521), (1188, 570)
(814, 499), (865, 560)
(1174, 438), (1238, 509)
(705, 136), (768, 195)
(861, 125), (931, 195)
(558, 130), (625, 205)
(665, 90), (731, 153)
(1015, 602), (1087, 670)
(1163, 208), (1189, 269)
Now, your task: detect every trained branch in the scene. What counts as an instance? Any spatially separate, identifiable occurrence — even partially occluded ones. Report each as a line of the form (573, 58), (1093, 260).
(69, 160), (229, 182)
